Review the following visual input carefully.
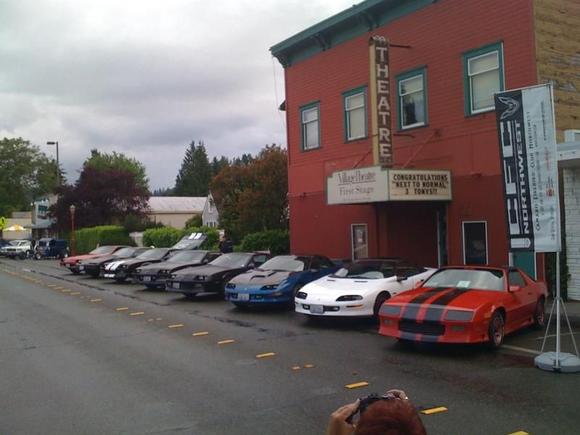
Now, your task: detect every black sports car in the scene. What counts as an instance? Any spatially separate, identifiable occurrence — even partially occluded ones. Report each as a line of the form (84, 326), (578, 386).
(78, 247), (150, 277)
(134, 250), (221, 289)
(165, 252), (270, 297)
(103, 248), (173, 283)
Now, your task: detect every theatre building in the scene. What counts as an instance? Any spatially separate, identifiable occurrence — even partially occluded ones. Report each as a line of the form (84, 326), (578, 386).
(271, 0), (580, 279)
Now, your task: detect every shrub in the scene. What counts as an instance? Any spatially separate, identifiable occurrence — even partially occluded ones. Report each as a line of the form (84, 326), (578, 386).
(74, 225), (134, 254)
(184, 215), (202, 228)
(142, 227), (183, 247)
(240, 229), (289, 255)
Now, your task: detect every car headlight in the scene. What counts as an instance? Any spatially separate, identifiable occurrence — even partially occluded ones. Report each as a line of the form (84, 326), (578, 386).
(336, 295), (363, 302)
(261, 284), (278, 290)
(379, 305), (401, 316)
(226, 283), (236, 289)
(296, 291), (307, 299)
(444, 309), (474, 321)
(158, 269), (168, 275)
(169, 274), (177, 279)
(135, 268), (142, 273)
(196, 275), (207, 281)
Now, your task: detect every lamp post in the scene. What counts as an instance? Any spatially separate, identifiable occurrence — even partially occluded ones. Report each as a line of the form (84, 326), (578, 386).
(69, 204), (76, 256)
(46, 141), (60, 186)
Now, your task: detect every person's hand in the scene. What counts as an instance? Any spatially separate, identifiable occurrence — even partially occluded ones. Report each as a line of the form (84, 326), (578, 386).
(325, 400), (358, 435)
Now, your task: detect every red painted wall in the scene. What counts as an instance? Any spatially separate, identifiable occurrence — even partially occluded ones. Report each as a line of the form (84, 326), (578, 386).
(283, 0), (542, 276)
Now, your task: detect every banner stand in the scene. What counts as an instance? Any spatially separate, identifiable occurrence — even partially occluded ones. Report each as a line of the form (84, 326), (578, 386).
(535, 252), (580, 373)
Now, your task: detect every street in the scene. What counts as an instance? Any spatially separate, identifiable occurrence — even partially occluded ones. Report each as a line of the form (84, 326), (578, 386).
(1, 258), (580, 435)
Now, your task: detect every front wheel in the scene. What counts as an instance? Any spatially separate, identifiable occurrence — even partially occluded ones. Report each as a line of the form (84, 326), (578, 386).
(487, 311), (505, 349)
(34, 252), (42, 260)
(533, 298), (546, 329)
(373, 293), (390, 317)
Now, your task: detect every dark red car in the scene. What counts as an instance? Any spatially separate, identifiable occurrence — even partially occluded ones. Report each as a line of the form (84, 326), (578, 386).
(60, 245), (128, 274)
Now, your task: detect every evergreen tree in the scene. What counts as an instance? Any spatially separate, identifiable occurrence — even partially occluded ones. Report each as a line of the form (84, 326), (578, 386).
(211, 156), (230, 177)
(173, 140), (212, 196)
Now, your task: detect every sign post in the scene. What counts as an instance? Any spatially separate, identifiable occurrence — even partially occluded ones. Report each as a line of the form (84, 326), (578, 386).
(495, 84), (580, 372)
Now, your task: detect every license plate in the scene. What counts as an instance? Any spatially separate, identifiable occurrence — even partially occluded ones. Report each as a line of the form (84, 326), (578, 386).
(104, 273), (114, 278)
(172, 282), (180, 289)
(310, 304), (324, 314)
(79, 265), (84, 271)
(237, 293), (249, 301)
(143, 276), (151, 282)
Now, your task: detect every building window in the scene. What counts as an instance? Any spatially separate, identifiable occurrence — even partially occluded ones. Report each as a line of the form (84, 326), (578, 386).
(564, 129), (580, 142)
(351, 224), (368, 260)
(462, 221), (488, 265)
(300, 103), (320, 150)
(464, 43), (504, 115)
(397, 68), (426, 129)
(343, 88), (367, 141)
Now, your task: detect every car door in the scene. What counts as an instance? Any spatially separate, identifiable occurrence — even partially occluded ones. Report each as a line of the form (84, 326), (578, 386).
(507, 269), (535, 327)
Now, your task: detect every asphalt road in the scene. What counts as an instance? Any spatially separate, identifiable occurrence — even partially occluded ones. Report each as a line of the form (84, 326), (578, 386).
(1, 258), (579, 435)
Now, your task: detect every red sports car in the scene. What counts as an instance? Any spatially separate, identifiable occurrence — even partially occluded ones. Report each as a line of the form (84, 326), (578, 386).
(378, 266), (547, 348)
(60, 245), (128, 274)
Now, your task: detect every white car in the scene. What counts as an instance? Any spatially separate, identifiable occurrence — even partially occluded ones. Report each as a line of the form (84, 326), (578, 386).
(0, 240), (33, 259)
(295, 259), (436, 317)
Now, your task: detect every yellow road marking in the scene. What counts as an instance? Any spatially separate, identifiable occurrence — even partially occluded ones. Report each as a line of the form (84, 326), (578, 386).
(130, 312), (145, 316)
(168, 324), (184, 329)
(54, 286), (64, 290)
(291, 366), (301, 371)
(61, 289), (71, 293)
(70, 292), (81, 296)
(116, 307), (129, 311)
(345, 382), (369, 389)
(421, 407), (448, 415)
(217, 339), (235, 345)
(156, 317), (162, 321)
(507, 432), (529, 435)
(90, 298), (102, 303)
(48, 284), (57, 288)
(304, 364), (315, 369)
(192, 331), (209, 337)
(256, 352), (276, 359)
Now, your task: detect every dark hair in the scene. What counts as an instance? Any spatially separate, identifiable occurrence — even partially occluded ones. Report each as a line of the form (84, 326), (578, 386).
(355, 399), (427, 435)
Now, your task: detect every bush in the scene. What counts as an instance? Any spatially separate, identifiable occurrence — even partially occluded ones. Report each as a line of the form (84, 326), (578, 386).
(142, 227), (183, 247)
(74, 225), (134, 254)
(240, 229), (289, 255)
(184, 215), (202, 228)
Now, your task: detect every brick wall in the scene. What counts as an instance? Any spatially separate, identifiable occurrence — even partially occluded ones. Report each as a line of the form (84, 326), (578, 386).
(564, 168), (580, 300)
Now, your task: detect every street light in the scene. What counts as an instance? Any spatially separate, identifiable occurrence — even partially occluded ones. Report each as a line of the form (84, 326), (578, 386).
(69, 204), (76, 256)
(46, 141), (60, 186)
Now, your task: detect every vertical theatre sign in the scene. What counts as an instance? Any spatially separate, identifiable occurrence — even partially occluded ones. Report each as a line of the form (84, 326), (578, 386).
(494, 84), (561, 252)
(369, 35), (393, 167)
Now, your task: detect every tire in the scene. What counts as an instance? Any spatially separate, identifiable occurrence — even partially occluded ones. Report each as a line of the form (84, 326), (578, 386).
(34, 252), (42, 260)
(533, 298), (546, 329)
(18, 251), (26, 260)
(373, 292), (390, 317)
(487, 311), (505, 349)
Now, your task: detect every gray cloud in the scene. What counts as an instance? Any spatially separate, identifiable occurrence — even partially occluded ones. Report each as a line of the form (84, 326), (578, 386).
(0, 0), (356, 189)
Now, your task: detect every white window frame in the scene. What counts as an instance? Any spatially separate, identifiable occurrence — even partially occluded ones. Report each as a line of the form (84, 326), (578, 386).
(398, 74), (425, 129)
(564, 129), (580, 142)
(464, 44), (504, 115)
(462, 221), (488, 265)
(301, 105), (320, 150)
(345, 91), (366, 141)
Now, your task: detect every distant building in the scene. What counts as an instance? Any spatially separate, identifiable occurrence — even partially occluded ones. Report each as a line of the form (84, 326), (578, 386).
(202, 192), (220, 228)
(147, 196), (206, 229)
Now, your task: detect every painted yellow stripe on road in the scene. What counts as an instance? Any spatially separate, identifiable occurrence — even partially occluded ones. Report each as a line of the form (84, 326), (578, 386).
(304, 364), (315, 369)
(70, 292), (81, 296)
(54, 286), (64, 290)
(116, 307), (129, 311)
(291, 366), (301, 371)
(345, 382), (369, 389)
(507, 432), (529, 435)
(130, 312), (145, 316)
(48, 284), (57, 288)
(421, 407), (448, 415)
(217, 339), (235, 345)
(168, 324), (184, 329)
(90, 298), (102, 302)
(192, 331), (209, 337)
(61, 289), (71, 293)
(256, 352), (276, 359)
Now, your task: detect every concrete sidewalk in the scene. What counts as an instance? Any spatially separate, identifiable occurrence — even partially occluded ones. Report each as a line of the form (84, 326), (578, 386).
(546, 299), (580, 323)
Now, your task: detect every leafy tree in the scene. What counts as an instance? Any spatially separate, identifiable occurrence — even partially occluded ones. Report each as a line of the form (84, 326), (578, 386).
(210, 156), (230, 177)
(174, 140), (212, 196)
(50, 166), (149, 232)
(0, 137), (60, 216)
(152, 187), (174, 196)
(184, 214), (203, 228)
(84, 149), (149, 192)
(210, 145), (287, 241)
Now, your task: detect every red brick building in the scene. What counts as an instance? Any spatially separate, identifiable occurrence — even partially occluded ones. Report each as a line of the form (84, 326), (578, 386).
(271, 0), (580, 279)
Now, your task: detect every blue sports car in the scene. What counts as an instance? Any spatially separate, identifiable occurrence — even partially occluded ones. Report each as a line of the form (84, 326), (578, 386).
(224, 254), (339, 307)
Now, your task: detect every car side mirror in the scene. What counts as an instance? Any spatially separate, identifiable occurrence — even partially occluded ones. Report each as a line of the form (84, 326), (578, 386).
(414, 280), (424, 288)
(509, 285), (521, 292)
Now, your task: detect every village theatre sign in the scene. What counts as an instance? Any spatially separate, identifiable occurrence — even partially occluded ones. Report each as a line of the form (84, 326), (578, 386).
(327, 167), (452, 205)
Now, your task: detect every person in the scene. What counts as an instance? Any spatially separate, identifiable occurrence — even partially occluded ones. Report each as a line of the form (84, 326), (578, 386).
(326, 390), (426, 435)
(218, 233), (233, 253)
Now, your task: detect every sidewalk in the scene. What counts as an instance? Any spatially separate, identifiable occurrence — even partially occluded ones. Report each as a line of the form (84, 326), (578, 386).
(546, 298), (580, 324)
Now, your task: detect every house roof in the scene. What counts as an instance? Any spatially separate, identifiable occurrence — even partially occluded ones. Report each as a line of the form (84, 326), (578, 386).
(148, 196), (206, 214)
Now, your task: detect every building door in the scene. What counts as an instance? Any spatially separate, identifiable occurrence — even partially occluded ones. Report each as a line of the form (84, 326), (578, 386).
(351, 224), (368, 260)
(513, 251), (536, 279)
(436, 207), (448, 267)
(462, 221), (488, 265)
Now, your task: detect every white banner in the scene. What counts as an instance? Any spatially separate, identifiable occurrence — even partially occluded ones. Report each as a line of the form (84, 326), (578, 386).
(494, 84), (561, 252)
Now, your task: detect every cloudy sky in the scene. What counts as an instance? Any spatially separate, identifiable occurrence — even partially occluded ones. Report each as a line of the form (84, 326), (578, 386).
(0, 0), (356, 190)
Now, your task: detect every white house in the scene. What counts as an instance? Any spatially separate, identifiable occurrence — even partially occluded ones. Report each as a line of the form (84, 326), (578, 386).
(147, 196), (206, 229)
(202, 192), (220, 228)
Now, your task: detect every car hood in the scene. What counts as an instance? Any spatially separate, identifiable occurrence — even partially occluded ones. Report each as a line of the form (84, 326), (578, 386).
(301, 275), (400, 297)
(387, 287), (508, 312)
(229, 269), (292, 286)
(81, 254), (119, 265)
(173, 264), (233, 278)
(63, 253), (102, 264)
(139, 260), (204, 273)
(121, 258), (163, 268)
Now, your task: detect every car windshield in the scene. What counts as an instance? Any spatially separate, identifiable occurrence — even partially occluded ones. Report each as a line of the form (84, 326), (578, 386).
(423, 268), (506, 291)
(114, 247), (137, 258)
(168, 251), (206, 262)
(209, 252), (252, 268)
(90, 246), (118, 255)
(136, 248), (168, 260)
(38, 240), (50, 247)
(331, 260), (396, 279)
(258, 256), (307, 272)
(16, 241), (30, 246)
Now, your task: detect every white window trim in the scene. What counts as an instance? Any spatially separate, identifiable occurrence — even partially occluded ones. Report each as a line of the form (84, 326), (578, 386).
(301, 106), (320, 150)
(467, 47), (504, 115)
(345, 92), (366, 141)
(399, 74), (425, 130)
(462, 220), (488, 265)
(564, 129), (580, 142)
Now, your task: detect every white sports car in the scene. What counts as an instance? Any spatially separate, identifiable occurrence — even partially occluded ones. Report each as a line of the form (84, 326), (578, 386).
(295, 258), (436, 317)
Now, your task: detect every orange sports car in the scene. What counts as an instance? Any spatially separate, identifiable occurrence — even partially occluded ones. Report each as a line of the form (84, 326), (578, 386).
(378, 266), (547, 348)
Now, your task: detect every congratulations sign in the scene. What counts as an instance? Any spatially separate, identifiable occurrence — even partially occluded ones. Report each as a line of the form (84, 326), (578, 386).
(388, 170), (452, 201)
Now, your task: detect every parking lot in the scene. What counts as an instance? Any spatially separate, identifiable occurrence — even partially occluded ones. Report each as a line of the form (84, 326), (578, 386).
(2, 257), (580, 434)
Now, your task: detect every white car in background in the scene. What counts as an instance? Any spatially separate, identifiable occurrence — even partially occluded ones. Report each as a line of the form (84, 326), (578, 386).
(295, 258), (436, 318)
(0, 239), (33, 259)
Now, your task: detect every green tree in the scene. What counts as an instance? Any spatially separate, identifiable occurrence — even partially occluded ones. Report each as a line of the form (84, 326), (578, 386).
(84, 149), (149, 192)
(210, 156), (230, 177)
(174, 140), (212, 196)
(0, 137), (60, 216)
